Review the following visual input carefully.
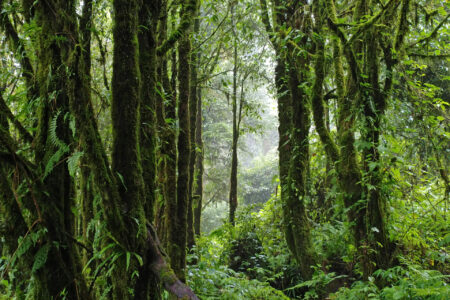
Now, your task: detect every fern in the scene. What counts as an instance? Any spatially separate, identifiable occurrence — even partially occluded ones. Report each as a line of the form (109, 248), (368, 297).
(67, 151), (84, 177)
(44, 111), (71, 178)
(49, 110), (70, 152)
(44, 149), (66, 178)
(32, 243), (50, 273)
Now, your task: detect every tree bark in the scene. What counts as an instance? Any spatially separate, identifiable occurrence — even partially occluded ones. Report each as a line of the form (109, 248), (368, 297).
(193, 88), (204, 236)
(229, 2), (239, 226)
(187, 6), (200, 248)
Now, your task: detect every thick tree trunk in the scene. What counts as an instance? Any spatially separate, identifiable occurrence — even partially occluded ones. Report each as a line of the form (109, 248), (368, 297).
(139, 0), (161, 222)
(111, 0), (148, 297)
(135, 1), (162, 298)
(286, 59), (315, 279)
(172, 20), (192, 282)
(363, 28), (392, 274)
(31, 1), (90, 298)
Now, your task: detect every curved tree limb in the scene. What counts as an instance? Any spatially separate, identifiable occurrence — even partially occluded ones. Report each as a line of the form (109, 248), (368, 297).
(407, 13), (449, 49)
(146, 224), (199, 300)
(0, 92), (33, 144)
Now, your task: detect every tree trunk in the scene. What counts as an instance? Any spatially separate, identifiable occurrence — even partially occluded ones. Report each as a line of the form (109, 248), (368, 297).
(171, 6), (192, 279)
(111, 0), (147, 297)
(135, 1), (162, 298)
(286, 58), (315, 279)
(229, 2), (238, 226)
(187, 8), (200, 249)
(31, 1), (90, 298)
(193, 88), (204, 236)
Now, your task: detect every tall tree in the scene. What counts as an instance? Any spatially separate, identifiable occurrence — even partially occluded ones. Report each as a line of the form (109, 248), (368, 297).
(259, 0), (317, 279)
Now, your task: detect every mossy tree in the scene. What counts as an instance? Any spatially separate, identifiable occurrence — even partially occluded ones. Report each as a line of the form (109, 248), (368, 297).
(259, 0), (317, 279)
(0, 0), (199, 298)
(309, 0), (413, 278)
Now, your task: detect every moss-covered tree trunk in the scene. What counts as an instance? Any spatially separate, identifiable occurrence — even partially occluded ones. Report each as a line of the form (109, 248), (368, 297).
(193, 87), (204, 236)
(228, 1), (241, 226)
(79, 0), (95, 265)
(260, 0), (316, 279)
(155, 0), (170, 241)
(164, 45), (178, 249)
(187, 6), (200, 248)
(110, 0), (149, 297)
(168, 0), (198, 280)
(30, 1), (91, 298)
(173, 30), (191, 280)
(287, 59), (315, 279)
(139, 0), (161, 222)
(135, 1), (163, 297)
(0, 93), (31, 299)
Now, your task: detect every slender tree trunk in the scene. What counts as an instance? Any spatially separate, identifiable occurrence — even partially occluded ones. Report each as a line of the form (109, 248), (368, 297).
(229, 2), (238, 226)
(187, 8), (200, 248)
(164, 45), (178, 250)
(363, 27), (392, 274)
(193, 88), (204, 236)
(79, 0), (94, 265)
(155, 0), (170, 241)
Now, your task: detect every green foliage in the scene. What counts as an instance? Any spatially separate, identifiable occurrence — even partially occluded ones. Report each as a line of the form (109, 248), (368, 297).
(332, 264), (450, 300)
(286, 267), (348, 300)
(239, 152), (278, 205)
(44, 111), (71, 178)
(187, 235), (289, 300)
(67, 151), (84, 177)
(31, 243), (50, 273)
(188, 194), (306, 298)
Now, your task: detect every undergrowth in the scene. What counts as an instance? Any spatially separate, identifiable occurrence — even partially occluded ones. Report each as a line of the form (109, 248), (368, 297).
(185, 192), (449, 299)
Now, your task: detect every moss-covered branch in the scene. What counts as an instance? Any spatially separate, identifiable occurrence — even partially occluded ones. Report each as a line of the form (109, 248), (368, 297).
(325, 0), (362, 86)
(157, 0), (197, 56)
(346, 0), (396, 46)
(0, 92), (33, 144)
(407, 13), (449, 49)
(311, 0), (339, 164)
(146, 224), (199, 299)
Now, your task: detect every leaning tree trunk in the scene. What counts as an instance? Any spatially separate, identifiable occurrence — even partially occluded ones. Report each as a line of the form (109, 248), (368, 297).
(0, 94), (31, 299)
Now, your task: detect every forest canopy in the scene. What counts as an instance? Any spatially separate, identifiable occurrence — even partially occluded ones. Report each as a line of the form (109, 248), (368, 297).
(0, 0), (448, 299)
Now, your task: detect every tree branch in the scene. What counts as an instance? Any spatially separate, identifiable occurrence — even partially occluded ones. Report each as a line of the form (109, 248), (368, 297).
(146, 224), (199, 300)
(0, 92), (33, 144)
(157, 0), (198, 56)
(407, 13), (449, 49)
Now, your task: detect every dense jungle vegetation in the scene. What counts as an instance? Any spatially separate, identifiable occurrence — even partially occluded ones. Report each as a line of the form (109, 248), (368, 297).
(0, 0), (449, 299)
